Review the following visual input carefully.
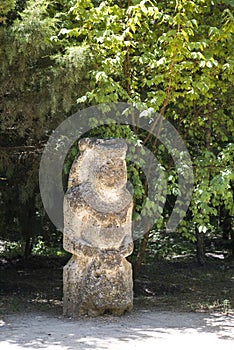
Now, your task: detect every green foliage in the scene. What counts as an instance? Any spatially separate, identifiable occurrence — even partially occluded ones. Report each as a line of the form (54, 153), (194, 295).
(146, 230), (195, 261)
(0, 236), (66, 257)
(0, 240), (24, 257)
(63, 0), (234, 260)
(223, 299), (231, 314)
(31, 235), (66, 256)
(0, 0), (15, 21)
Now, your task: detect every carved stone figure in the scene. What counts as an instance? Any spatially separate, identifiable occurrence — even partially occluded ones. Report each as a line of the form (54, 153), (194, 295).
(63, 138), (133, 316)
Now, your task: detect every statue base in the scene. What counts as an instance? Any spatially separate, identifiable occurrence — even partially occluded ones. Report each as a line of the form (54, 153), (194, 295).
(63, 253), (133, 317)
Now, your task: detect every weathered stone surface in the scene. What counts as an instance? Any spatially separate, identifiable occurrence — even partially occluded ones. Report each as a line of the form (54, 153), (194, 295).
(63, 138), (133, 317)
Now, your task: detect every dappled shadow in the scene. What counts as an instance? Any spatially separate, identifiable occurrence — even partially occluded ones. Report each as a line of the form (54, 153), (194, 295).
(0, 310), (233, 350)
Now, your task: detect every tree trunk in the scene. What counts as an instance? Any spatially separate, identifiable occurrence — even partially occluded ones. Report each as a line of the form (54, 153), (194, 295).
(231, 230), (234, 256)
(220, 206), (234, 256)
(24, 237), (33, 259)
(195, 229), (206, 265)
(21, 199), (35, 259)
(221, 207), (231, 240)
(134, 229), (150, 274)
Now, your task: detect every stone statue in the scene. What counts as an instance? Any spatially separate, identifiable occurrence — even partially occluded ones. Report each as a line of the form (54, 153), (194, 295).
(63, 138), (133, 316)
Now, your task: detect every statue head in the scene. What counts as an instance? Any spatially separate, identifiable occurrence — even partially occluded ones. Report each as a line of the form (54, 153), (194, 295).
(68, 138), (128, 190)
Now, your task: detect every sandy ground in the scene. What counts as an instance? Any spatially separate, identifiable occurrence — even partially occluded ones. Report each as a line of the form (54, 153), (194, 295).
(0, 310), (233, 350)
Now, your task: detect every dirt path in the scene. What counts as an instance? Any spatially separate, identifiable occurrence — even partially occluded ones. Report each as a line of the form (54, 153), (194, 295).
(0, 310), (233, 350)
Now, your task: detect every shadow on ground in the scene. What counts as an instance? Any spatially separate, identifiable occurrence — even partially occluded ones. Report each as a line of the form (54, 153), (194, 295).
(0, 255), (233, 315)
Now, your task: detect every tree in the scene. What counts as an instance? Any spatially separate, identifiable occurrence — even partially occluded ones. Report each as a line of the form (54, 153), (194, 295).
(61, 0), (234, 266)
(0, 0), (91, 256)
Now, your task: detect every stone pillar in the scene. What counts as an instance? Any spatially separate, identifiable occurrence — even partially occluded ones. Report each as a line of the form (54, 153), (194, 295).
(63, 138), (133, 317)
